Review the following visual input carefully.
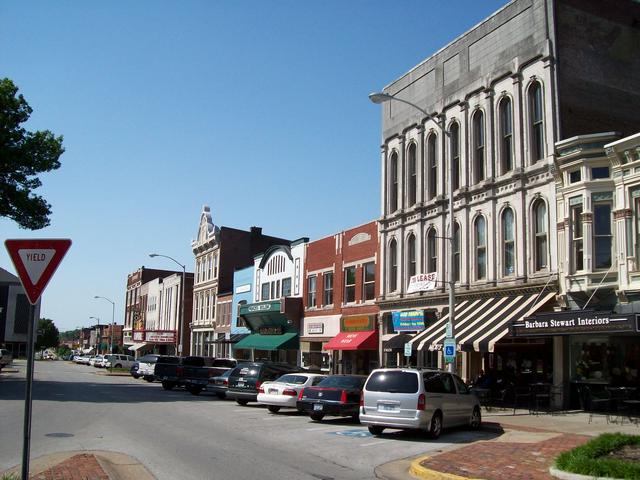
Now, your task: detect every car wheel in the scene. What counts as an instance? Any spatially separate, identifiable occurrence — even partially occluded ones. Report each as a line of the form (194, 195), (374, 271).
(469, 407), (482, 430)
(162, 381), (175, 391)
(131, 374), (140, 379)
(144, 376), (154, 383)
(189, 386), (203, 396)
(309, 413), (325, 422)
(368, 425), (385, 436)
(115, 364), (122, 368)
(236, 399), (249, 406)
(427, 411), (443, 439)
(267, 405), (281, 414)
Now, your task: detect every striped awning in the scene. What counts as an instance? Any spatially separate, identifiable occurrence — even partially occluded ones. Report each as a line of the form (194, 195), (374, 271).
(409, 291), (556, 353)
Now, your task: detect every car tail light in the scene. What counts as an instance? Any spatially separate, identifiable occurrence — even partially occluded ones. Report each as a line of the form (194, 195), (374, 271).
(222, 379), (228, 385)
(298, 388), (304, 400)
(417, 393), (426, 411)
(258, 385), (265, 394)
(256, 381), (262, 391)
(359, 391), (364, 407)
(340, 390), (348, 404)
(282, 389), (297, 396)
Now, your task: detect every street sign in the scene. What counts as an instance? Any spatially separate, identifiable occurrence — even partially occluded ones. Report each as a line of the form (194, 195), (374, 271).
(5, 239), (72, 304)
(404, 342), (412, 357)
(443, 337), (456, 363)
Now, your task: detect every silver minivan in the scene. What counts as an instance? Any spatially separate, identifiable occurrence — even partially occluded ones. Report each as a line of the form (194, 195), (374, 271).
(360, 368), (481, 438)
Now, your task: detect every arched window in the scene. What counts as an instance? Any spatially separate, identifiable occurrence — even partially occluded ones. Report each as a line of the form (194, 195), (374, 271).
(533, 200), (548, 270)
(407, 234), (416, 287)
(389, 152), (398, 213)
(529, 82), (544, 162)
(473, 110), (485, 183)
(475, 216), (486, 280)
(499, 97), (513, 174)
(449, 122), (460, 191)
(502, 208), (515, 276)
(427, 133), (437, 200)
(427, 228), (437, 273)
(408, 143), (417, 207)
(453, 222), (461, 282)
(389, 239), (398, 292)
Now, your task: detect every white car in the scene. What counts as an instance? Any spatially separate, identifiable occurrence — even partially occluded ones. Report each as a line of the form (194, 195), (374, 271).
(257, 373), (327, 413)
(136, 354), (162, 381)
(75, 355), (92, 365)
(100, 354), (136, 369)
(89, 355), (105, 367)
(0, 349), (12, 369)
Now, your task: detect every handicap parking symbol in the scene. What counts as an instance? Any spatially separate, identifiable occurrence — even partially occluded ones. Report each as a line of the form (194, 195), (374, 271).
(445, 345), (454, 356)
(330, 429), (372, 438)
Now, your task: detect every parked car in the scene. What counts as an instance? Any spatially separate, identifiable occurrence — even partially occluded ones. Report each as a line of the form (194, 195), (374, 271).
(153, 355), (182, 390)
(297, 374), (367, 422)
(89, 355), (105, 367)
(0, 349), (12, 370)
(227, 362), (298, 405)
(100, 354), (136, 369)
(359, 368), (481, 439)
(257, 373), (327, 413)
(183, 357), (238, 395)
(137, 354), (163, 381)
(208, 369), (233, 399)
(130, 361), (140, 379)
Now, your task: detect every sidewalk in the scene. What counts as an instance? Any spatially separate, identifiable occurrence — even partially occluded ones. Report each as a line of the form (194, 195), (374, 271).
(1, 451), (155, 480)
(376, 409), (640, 480)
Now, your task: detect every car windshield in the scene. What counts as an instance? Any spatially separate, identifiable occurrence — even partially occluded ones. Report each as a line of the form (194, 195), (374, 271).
(274, 374), (309, 385)
(317, 376), (365, 389)
(365, 371), (419, 393)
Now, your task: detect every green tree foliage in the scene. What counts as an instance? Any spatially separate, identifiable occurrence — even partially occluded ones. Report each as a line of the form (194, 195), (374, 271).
(36, 318), (59, 350)
(0, 78), (64, 229)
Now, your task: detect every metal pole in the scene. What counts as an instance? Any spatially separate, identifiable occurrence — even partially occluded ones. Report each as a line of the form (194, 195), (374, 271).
(110, 301), (115, 355)
(447, 116), (456, 374)
(179, 266), (185, 355)
(21, 304), (36, 480)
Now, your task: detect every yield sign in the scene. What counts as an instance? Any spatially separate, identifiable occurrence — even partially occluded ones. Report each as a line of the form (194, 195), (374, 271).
(4, 239), (72, 305)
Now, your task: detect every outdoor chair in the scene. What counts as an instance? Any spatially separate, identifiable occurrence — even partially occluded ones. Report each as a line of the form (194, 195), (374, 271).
(530, 383), (552, 415)
(512, 385), (531, 414)
(584, 386), (612, 424)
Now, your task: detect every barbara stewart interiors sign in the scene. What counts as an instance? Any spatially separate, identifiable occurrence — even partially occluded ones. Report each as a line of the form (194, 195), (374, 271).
(512, 310), (639, 337)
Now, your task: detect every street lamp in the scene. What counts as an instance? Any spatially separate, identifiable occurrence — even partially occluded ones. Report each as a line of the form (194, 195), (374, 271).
(149, 253), (185, 355)
(89, 316), (100, 355)
(369, 91), (457, 373)
(94, 296), (115, 355)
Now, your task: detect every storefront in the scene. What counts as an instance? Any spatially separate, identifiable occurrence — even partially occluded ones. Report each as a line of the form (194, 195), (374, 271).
(234, 299), (301, 366)
(300, 315), (340, 372)
(512, 309), (640, 407)
(383, 310), (429, 367)
(323, 315), (378, 374)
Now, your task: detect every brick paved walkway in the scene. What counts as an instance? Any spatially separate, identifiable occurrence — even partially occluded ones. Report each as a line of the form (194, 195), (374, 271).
(30, 453), (109, 480)
(421, 432), (590, 480)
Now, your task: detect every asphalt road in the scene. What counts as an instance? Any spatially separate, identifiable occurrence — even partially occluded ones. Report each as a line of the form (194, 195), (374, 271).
(0, 361), (497, 479)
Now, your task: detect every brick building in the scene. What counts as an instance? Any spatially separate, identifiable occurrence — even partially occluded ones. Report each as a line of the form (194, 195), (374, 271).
(302, 221), (380, 374)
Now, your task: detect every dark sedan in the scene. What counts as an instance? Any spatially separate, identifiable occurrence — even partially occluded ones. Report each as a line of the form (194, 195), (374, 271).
(297, 374), (367, 422)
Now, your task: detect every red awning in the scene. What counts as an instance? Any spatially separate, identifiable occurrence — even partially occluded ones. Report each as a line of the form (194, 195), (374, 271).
(323, 331), (378, 351)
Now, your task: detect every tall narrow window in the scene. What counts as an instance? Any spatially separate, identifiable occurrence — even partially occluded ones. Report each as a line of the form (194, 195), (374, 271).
(363, 262), (375, 301)
(453, 223), (460, 282)
(282, 277), (292, 297)
(475, 216), (486, 280)
(408, 143), (417, 207)
(500, 98), (513, 173)
(427, 133), (437, 200)
(534, 200), (548, 270)
(529, 82), (544, 162)
(390, 152), (398, 212)
(593, 203), (612, 269)
(323, 272), (333, 305)
(344, 266), (356, 303)
(450, 123), (460, 191)
(407, 234), (416, 283)
(502, 208), (515, 276)
(473, 111), (485, 183)
(389, 239), (398, 292)
(571, 204), (584, 272)
(427, 228), (437, 273)
(307, 276), (316, 308)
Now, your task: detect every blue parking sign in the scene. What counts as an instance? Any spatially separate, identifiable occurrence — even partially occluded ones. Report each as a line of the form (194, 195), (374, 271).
(443, 338), (456, 363)
(445, 345), (454, 356)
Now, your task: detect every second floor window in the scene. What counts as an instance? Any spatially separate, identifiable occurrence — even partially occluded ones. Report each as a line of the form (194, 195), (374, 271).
(571, 203), (584, 272)
(529, 82), (544, 162)
(427, 228), (437, 273)
(407, 234), (417, 281)
(450, 123), (460, 191)
(500, 97), (513, 174)
(307, 276), (317, 308)
(453, 223), (460, 282)
(363, 262), (375, 301)
(323, 272), (333, 305)
(534, 200), (548, 270)
(473, 110), (485, 183)
(475, 216), (486, 280)
(427, 133), (437, 200)
(503, 208), (515, 276)
(344, 266), (356, 303)
(594, 202), (612, 269)
(390, 152), (399, 213)
(282, 277), (292, 297)
(261, 282), (270, 301)
(389, 239), (398, 292)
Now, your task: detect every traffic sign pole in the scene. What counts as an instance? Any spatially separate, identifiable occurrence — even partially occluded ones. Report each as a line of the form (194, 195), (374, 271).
(22, 304), (36, 480)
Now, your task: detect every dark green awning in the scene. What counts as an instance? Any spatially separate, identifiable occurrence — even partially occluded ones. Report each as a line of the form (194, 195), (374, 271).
(233, 332), (299, 351)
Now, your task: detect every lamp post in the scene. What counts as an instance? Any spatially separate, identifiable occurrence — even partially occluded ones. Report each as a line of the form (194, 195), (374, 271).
(149, 253), (185, 356)
(88, 316), (100, 355)
(369, 91), (457, 373)
(94, 296), (115, 355)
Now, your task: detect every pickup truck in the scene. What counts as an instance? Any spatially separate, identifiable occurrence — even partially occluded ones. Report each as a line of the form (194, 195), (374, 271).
(150, 356), (181, 389)
(182, 357), (238, 395)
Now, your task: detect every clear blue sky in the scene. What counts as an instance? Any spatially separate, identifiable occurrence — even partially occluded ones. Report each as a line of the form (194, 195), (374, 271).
(1, 0), (506, 332)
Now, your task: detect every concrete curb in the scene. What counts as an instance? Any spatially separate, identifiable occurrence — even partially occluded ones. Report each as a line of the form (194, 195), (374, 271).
(409, 455), (478, 480)
(549, 466), (620, 480)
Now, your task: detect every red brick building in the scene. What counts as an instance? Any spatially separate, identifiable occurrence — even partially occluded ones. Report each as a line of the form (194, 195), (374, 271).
(302, 221), (380, 374)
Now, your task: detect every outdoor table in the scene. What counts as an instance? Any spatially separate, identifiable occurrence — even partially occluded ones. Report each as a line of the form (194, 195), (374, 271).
(471, 387), (492, 411)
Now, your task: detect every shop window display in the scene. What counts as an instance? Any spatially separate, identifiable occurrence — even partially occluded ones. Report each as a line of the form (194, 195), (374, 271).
(571, 336), (639, 386)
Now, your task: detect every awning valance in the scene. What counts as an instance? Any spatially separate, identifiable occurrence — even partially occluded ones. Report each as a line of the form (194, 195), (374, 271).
(127, 343), (147, 352)
(233, 333), (299, 351)
(409, 291), (556, 353)
(384, 333), (416, 352)
(323, 330), (378, 351)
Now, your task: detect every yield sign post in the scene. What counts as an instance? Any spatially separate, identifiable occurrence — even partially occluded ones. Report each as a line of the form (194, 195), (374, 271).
(4, 238), (71, 480)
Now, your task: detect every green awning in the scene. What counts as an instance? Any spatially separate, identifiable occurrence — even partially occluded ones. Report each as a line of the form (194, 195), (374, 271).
(233, 332), (299, 351)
